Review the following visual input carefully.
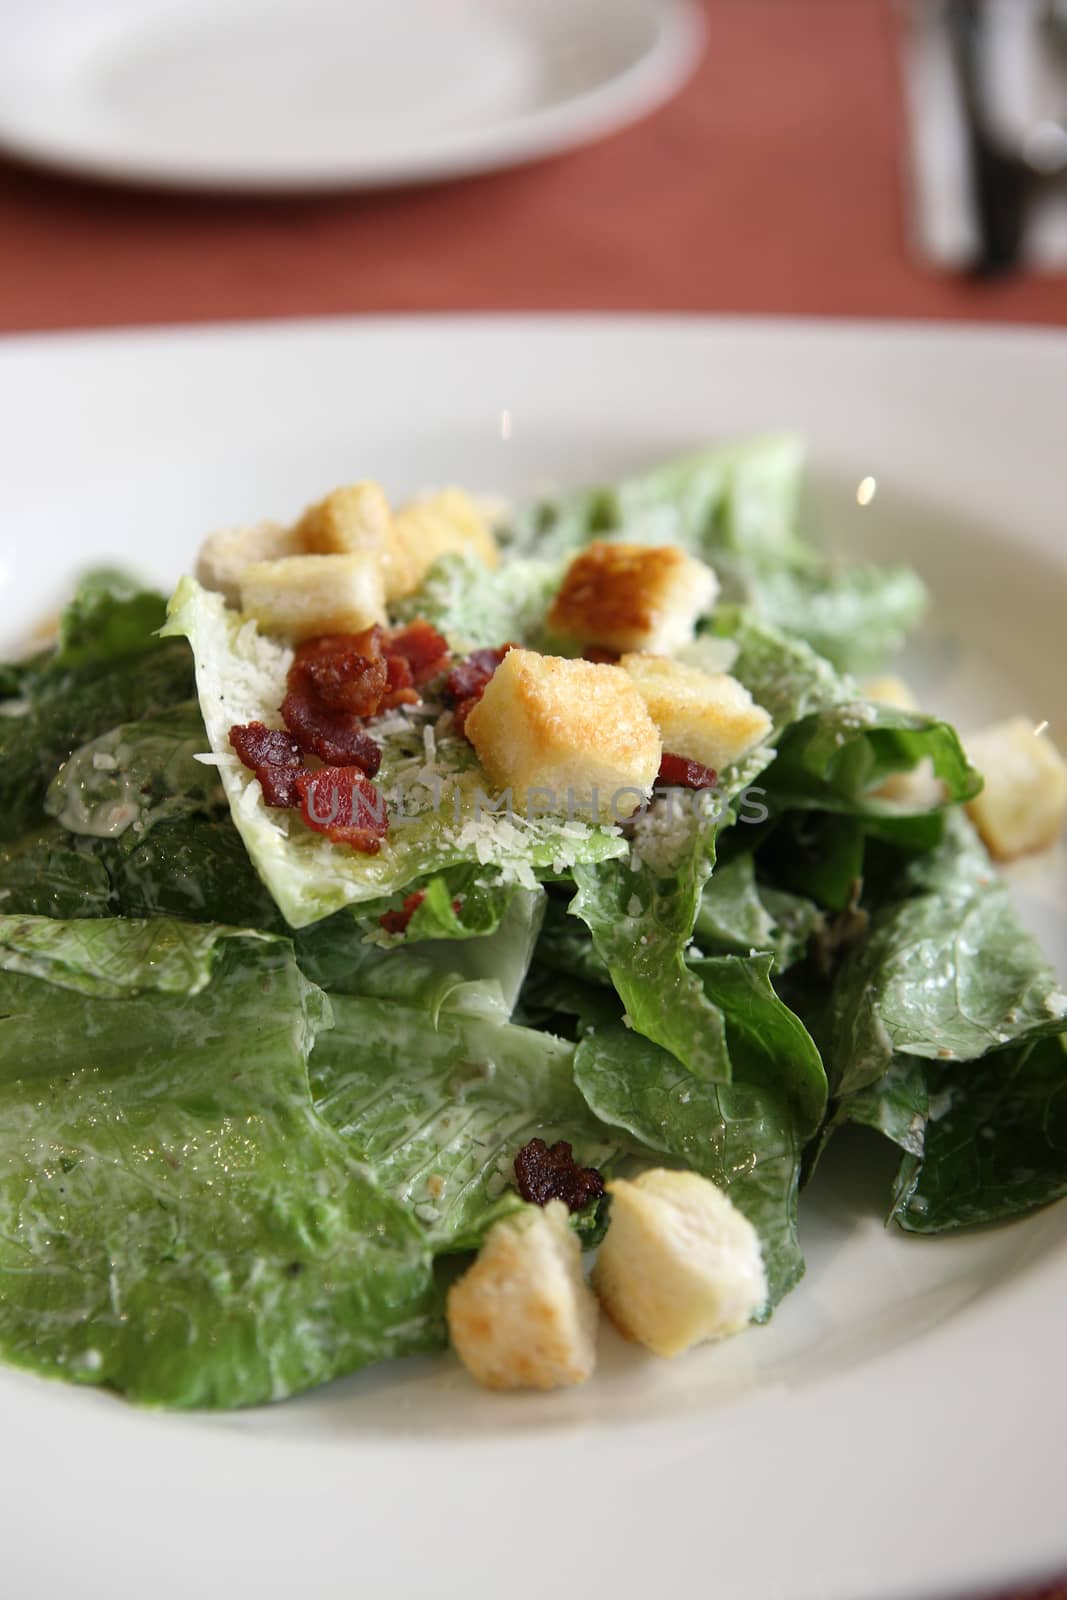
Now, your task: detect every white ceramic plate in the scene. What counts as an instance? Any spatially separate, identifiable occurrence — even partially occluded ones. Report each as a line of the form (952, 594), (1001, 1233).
(0, 0), (704, 192)
(0, 316), (1064, 1600)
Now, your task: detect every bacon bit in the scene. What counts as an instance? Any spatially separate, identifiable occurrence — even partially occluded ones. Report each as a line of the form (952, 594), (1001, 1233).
(295, 767), (388, 852)
(513, 1139), (606, 1213)
(380, 890), (465, 936)
(380, 652), (419, 711)
(445, 644), (513, 736)
(290, 630), (388, 717)
(582, 645), (620, 664)
(379, 890), (427, 935)
(386, 619), (451, 687)
(282, 684), (382, 775)
(228, 722), (308, 807)
(657, 752), (719, 790)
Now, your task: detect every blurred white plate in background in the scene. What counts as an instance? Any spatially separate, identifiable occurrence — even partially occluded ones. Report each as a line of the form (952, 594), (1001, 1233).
(0, 0), (704, 192)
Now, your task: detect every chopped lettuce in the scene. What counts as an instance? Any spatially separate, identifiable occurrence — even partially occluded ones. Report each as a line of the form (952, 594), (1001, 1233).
(0, 935), (441, 1407)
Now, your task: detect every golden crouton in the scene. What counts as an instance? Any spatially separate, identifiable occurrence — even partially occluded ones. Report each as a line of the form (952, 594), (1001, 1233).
(447, 1201), (598, 1391)
(966, 716), (1067, 860)
(862, 674), (919, 712)
(195, 521), (303, 607)
(547, 541), (718, 655)
(620, 653), (771, 771)
(592, 1169), (767, 1358)
(294, 481), (415, 602)
(393, 487), (500, 586)
(239, 552), (386, 643)
(464, 648), (661, 822)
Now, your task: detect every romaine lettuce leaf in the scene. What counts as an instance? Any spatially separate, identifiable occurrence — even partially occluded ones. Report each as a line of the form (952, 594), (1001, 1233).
(765, 700), (980, 817)
(391, 552), (564, 651)
(0, 937), (441, 1407)
(891, 1035), (1067, 1231)
(46, 701), (225, 846)
(829, 813), (1067, 1097)
(0, 642), (194, 843)
(574, 1024), (804, 1307)
(165, 578), (626, 928)
(311, 993), (619, 1252)
(0, 912), (272, 998)
(0, 571), (194, 841)
(51, 567), (170, 672)
(296, 882), (545, 1020)
(571, 801), (826, 1135)
(754, 564), (928, 676)
(694, 853), (821, 969)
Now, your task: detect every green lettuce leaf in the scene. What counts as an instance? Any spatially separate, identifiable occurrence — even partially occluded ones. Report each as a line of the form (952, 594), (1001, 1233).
(0, 937), (441, 1407)
(830, 814), (1067, 1097)
(45, 701), (225, 847)
(311, 993), (619, 1252)
(295, 883), (545, 1020)
(164, 578), (625, 928)
(391, 553), (563, 651)
(0, 913), (273, 998)
(0, 641), (194, 843)
(51, 568), (169, 672)
(694, 853), (821, 969)
(754, 564), (928, 676)
(571, 801), (826, 1136)
(765, 700), (981, 817)
(892, 1036), (1067, 1232)
(574, 1024), (804, 1307)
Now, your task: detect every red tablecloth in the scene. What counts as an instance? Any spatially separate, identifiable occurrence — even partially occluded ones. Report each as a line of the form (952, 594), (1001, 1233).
(0, 4), (1065, 1596)
(1, 0), (1065, 333)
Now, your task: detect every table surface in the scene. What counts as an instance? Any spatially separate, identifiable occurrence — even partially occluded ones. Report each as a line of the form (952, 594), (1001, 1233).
(1, 0), (1066, 335)
(1, 3), (1066, 1597)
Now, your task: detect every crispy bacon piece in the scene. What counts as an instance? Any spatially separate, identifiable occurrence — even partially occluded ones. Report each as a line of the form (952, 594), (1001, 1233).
(290, 630), (388, 717)
(380, 652), (419, 711)
(379, 890), (427, 935)
(379, 889), (464, 936)
(657, 752), (719, 790)
(228, 722), (308, 807)
(295, 767), (388, 853)
(445, 644), (513, 735)
(281, 683), (382, 775)
(513, 1139), (606, 1213)
(385, 619), (451, 687)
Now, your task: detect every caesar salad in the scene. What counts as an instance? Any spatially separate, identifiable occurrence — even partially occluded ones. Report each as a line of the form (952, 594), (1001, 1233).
(0, 435), (1064, 1407)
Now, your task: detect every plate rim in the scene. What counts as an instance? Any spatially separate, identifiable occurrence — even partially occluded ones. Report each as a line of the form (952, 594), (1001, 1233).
(0, 312), (1064, 1600)
(0, 0), (705, 194)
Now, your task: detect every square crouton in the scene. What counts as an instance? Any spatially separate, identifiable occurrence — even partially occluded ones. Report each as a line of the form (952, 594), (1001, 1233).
(393, 487), (500, 585)
(547, 541), (718, 655)
(966, 716), (1067, 860)
(592, 1169), (767, 1358)
(463, 648), (661, 821)
(620, 653), (771, 771)
(446, 1201), (598, 1390)
(293, 481), (416, 602)
(239, 553), (386, 643)
(195, 520), (303, 607)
